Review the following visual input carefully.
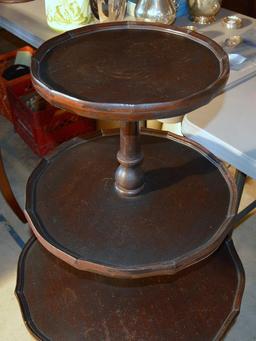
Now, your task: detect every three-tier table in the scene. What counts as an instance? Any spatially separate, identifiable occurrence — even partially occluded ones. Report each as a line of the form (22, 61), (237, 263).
(16, 22), (245, 340)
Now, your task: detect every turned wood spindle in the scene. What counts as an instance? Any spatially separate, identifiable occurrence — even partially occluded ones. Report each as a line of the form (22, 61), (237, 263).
(115, 121), (144, 196)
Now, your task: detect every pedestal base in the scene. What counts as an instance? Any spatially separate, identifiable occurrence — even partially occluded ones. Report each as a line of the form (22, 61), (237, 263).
(190, 15), (216, 24)
(16, 237), (244, 341)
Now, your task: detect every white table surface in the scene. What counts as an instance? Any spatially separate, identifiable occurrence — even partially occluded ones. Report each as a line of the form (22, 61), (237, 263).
(1, 1), (256, 178)
(0, 2), (256, 89)
(0, 0), (52, 47)
(182, 74), (256, 179)
(176, 10), (256, 91)
(176, 12), (256, 180)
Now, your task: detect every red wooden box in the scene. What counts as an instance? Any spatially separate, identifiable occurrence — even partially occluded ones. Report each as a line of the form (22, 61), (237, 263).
(7, 75), (96, 156)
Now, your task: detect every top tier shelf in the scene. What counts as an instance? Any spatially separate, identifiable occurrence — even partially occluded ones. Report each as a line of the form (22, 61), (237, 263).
(31, 21), (229, 121)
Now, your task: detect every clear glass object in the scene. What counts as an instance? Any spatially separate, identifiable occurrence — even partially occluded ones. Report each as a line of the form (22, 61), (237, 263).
(135, 0), (176, 25)
(97, 0), (127, 22)
(45, 0), (92, 32)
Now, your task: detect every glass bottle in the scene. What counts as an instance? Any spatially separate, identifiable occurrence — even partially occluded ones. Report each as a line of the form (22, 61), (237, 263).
(97, 0), (127, 22)
(135, 0), (176, 25)
(45, 0), (92, 32)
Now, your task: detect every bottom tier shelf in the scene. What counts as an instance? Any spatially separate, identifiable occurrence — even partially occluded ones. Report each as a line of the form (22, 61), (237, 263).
(16, 238), (244, 341)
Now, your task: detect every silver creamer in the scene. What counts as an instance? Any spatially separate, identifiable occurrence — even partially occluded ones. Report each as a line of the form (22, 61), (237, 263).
(188, 0), (222, 24)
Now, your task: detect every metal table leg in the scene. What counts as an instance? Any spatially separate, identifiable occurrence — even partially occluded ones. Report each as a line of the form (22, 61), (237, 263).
(234, 170), (256, 224)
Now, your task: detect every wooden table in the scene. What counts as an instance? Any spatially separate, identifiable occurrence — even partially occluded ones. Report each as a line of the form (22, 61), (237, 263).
(223, 0), (256, 18)
(0, 149), (26, 222)
(15, 21), (245, 340)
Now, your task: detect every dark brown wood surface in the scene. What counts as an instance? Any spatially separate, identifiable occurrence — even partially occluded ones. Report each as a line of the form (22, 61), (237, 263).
(16, 237), (245, 341)
(31, 21), (229, 121)
(0, 149), (26, 223)
(223, 0), (256, 18)
(115, 122), (145, 196)
(26, 129), (237, 278)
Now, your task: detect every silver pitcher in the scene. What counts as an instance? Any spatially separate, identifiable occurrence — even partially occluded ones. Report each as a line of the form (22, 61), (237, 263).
(135, 0), (176, 25)
(188, 0), (222, 24)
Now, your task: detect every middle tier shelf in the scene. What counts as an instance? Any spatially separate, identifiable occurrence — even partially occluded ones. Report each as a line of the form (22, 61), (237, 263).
(26, 129), (237, 278)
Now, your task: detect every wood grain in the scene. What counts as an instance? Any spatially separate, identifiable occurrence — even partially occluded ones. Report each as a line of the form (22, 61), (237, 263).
(16, 237), (245, 341)
(31, 21), (229, 121)
(25, 129), (237, 278)
(0, 149), (26, 223)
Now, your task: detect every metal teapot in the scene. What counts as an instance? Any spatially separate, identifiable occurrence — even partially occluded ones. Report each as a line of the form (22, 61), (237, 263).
(188, 0), (222, 24)
(135, 0), (176, 25)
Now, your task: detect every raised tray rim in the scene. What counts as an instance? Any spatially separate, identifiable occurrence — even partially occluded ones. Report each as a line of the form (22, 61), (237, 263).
(25, 129), (238, 279)
(31, 21), (229, 121)
(15, 237), (245, 341)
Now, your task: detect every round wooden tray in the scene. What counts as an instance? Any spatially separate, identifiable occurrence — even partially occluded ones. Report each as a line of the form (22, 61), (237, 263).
(31, 21), (229, 121)
(16, 237), (244, 341)
(25, 129), (237, 278)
